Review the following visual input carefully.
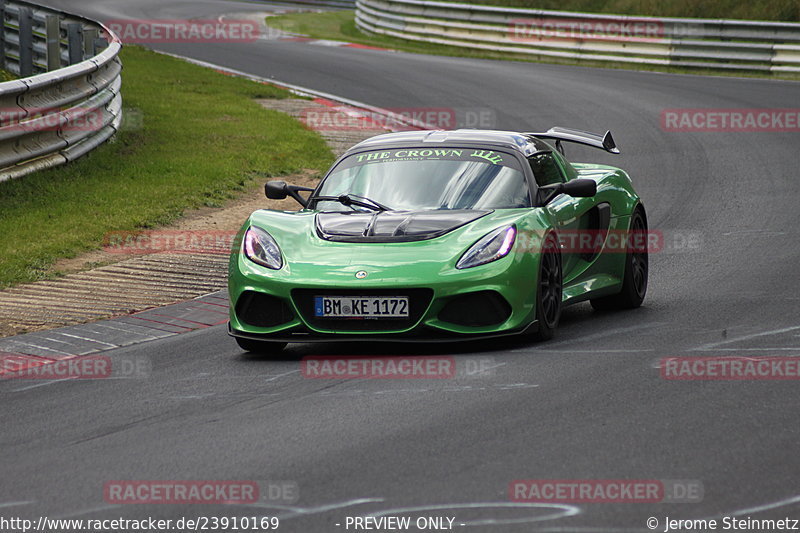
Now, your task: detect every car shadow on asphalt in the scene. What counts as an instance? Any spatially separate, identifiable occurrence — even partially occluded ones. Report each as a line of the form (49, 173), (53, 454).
(235, 301), (661, 362)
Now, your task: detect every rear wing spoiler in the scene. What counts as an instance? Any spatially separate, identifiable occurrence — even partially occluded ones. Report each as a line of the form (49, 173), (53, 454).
(525, 127), (620, 155)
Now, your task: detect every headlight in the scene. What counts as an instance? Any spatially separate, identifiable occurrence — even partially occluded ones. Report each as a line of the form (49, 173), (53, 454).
(456, 225), (516, 269)
(243, 226), (283, 270)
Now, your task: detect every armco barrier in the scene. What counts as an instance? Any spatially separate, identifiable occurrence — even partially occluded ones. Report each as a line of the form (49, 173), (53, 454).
(355, 0), (800, 73)
(0, 0), (121, 182)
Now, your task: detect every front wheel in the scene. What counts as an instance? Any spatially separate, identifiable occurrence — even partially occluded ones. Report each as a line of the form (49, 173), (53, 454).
(530, 233), (563, 341)
(591, 208), (648, 311)
(235, 337), (287, 355)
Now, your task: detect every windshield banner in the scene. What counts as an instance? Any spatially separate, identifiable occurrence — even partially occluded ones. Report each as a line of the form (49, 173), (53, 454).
(339, 148), (522, 171)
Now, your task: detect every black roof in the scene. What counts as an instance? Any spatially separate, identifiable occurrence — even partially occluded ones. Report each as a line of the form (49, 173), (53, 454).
(344, 129), (554, 157)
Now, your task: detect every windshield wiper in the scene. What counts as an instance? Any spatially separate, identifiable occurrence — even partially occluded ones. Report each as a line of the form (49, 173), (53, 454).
(310, 193), (392, 212)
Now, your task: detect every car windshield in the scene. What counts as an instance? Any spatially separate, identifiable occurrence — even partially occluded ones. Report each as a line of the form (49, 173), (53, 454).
(314, 147), (531, 211)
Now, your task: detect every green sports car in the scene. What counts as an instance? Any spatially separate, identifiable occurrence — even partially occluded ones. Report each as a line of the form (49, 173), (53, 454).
(228, 128), (648, 353)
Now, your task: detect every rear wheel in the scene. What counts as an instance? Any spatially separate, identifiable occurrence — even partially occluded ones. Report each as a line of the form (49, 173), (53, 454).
(235, 337), (287, 354)
(591, 208), (648, 311)
(530, 234), (562, 341)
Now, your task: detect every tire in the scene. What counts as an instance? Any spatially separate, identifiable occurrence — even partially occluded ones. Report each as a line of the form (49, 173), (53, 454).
(235, 337), (287, 354)
(530, 233), (563, 341)
(590, 207), (648, 311)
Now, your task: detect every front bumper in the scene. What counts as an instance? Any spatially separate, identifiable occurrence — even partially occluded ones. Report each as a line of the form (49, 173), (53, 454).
(228, 245), (541, 342)
(228, 321), (537, 343)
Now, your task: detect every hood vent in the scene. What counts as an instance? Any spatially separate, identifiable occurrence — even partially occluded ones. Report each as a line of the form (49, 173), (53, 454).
(316, 210), (490, 242)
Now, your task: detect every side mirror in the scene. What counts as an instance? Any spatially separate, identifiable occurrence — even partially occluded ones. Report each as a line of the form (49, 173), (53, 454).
(536, 178), (597, 206)
(265, 180), (288, 200)
(561, 178), (597, 198)
(265, 180), (315, 207)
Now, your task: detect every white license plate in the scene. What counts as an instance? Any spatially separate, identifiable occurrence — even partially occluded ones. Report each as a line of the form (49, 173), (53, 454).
(314, 296), (409, 318)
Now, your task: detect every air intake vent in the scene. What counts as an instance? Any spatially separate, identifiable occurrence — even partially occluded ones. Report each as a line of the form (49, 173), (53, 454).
(439, 291), (511, 327)
(235, 291), (294, 327)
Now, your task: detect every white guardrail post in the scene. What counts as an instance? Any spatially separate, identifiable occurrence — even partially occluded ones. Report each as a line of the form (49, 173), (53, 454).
(355, 0), (800, 73)
(0, 0), (122, 182)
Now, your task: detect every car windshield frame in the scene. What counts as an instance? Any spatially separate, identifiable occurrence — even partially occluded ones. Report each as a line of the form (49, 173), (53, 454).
(309, 145), (536, 213)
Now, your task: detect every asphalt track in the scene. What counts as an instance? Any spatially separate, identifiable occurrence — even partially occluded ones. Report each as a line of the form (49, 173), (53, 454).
(2, 1), (800, 531)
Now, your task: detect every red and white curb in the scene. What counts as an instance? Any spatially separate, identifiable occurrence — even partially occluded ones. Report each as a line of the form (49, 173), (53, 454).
(0, 292), (228, 379)
(221, 12), (391, 51)
(276, 35), (389, 51)
(154, 50), (437, 131)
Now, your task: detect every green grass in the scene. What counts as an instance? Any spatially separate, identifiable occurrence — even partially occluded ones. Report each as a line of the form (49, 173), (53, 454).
(0, 45), (334, 288)
(438, 0), (800, 22)
(266, 10), (800, 80)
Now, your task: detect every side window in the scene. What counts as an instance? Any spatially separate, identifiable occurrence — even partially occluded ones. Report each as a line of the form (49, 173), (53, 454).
(528, 152), (565, 187)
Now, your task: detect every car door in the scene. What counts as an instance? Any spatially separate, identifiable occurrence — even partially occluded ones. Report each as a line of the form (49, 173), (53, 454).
(528, 151), (599, 281)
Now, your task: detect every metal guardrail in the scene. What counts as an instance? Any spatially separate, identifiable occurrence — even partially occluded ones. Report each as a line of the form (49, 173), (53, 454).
(0, 0), (122, 182)
(356, 0), (800, 73)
